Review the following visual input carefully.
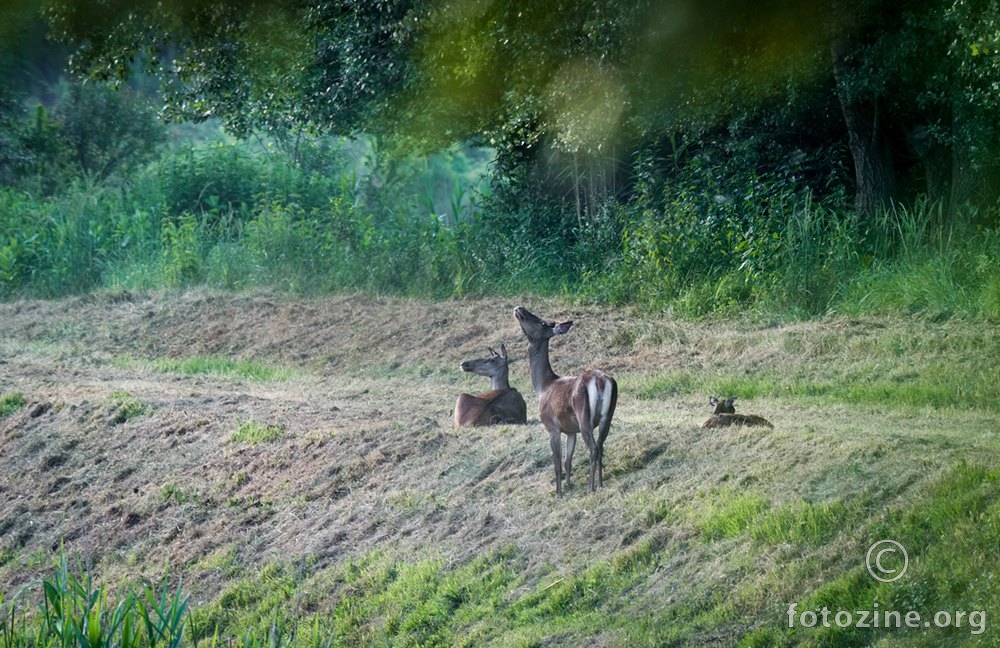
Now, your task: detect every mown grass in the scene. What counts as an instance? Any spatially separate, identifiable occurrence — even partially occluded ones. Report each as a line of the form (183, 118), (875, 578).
(1, 297), (996, 647)
(623, 317), (1000, 413)
(10, 458), (993, 646)
(3, 440), (997, 646)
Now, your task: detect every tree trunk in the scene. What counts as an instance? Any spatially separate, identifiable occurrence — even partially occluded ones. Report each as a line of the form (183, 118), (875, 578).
(831, 42), (897, 220)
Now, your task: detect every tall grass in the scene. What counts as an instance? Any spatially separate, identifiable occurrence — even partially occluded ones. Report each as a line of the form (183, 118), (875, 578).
(1, 139), (998, 321)
(838, 204), (1000, 320)
(1, 555), (187, 648)
(614, 182), (1000, 320)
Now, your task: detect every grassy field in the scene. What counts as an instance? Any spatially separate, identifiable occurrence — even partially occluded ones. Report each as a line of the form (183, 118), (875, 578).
(0, 291), (997, 646)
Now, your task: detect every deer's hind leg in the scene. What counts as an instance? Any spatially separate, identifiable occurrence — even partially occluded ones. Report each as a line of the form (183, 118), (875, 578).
(572, 389), (599, 493)
(593, 379), (618, 488)
(545, 420), (565, 497)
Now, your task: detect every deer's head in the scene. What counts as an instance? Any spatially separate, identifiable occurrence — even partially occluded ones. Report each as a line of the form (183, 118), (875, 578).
(460, 345), (510, 377)
(514, 306), (572, 342)
(709, 395), (738, 414)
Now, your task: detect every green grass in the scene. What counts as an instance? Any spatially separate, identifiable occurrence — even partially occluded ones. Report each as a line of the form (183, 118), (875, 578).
(107, 390), (150, 424)
(627, 367), (999, 412)
(1, 554), (187, 648)
(231, 418), (284, 444)
(0, 392), (27, 416)
(142, 355), (295, 382)
(622, 318), (1000, 412)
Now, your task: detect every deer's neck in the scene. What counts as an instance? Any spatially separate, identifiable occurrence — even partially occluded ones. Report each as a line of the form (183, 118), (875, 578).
(526, 338), (559, 398)
(491, 367), (510, 392)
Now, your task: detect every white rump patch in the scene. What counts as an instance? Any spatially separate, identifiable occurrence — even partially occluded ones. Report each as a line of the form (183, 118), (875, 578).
(587, 379), (599, 423)
(599, 378), (613, 422)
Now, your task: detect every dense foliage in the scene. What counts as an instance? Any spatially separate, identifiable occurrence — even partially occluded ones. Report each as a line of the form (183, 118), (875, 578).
(0, 0), (998, 319)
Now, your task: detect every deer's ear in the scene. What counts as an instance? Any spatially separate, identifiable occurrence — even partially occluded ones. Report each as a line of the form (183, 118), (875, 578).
(709, 396), (719, 405)
(552, 320), (573, 334)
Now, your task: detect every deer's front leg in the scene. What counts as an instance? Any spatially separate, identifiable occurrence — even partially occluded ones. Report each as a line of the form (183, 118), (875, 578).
(564, 432), (577, 491)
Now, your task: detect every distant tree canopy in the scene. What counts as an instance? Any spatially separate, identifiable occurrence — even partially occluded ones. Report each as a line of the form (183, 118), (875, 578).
(36, 0), (1000, 221)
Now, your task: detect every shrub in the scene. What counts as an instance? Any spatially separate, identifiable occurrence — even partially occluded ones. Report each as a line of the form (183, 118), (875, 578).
(55, 81), (166, 182)
(161, 212), (203, 286)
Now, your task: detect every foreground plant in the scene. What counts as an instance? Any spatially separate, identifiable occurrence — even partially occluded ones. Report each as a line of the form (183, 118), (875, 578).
(1, 555), (188, 648)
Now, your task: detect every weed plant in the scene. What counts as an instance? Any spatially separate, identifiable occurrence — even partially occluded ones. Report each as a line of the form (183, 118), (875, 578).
(107, 391), (150, 424)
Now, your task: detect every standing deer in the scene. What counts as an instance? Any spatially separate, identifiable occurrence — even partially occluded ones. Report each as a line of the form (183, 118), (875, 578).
(514, 306), (618, 496)
(702, 396), (773, 428)
(454, 345), (528, 427)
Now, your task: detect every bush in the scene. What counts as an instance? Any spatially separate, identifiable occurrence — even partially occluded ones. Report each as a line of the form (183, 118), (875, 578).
(55, 81), (166, 182)
(1, 81), (166, 195)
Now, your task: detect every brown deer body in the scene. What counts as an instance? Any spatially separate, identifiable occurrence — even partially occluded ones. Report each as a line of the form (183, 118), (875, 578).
(514, 306), (618, 496)
(454, 345), (528, 427)
(702, 396), (773, 428)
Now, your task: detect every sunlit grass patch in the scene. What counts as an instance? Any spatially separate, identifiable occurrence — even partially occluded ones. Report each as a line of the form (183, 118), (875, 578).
(231, 418), (284, 444)
(187, 562), (298, 643)
(184, 547), (528, 646)
(751, 499), (856, 545)
(124, 354), (296, 381)
(692, 488), (771, 541)
(687, 486), (860, 547)
(107, 390), (149, 424)
(156, 355), (295, 381)
(0, 392), (27, 416)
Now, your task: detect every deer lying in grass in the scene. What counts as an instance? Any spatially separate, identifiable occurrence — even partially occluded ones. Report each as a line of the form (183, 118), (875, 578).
(702, 396), (773, 428)
(514, 306), (618, 496)
(454, 345), (528, 427)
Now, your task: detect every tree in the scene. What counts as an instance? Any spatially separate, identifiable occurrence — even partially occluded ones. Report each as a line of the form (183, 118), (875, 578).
(828, 0), (1000, 219)
(39, 0), (1000, 223)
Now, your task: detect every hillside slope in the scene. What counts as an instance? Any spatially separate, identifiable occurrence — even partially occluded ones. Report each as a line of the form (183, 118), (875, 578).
(1, 290), (998, 646)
